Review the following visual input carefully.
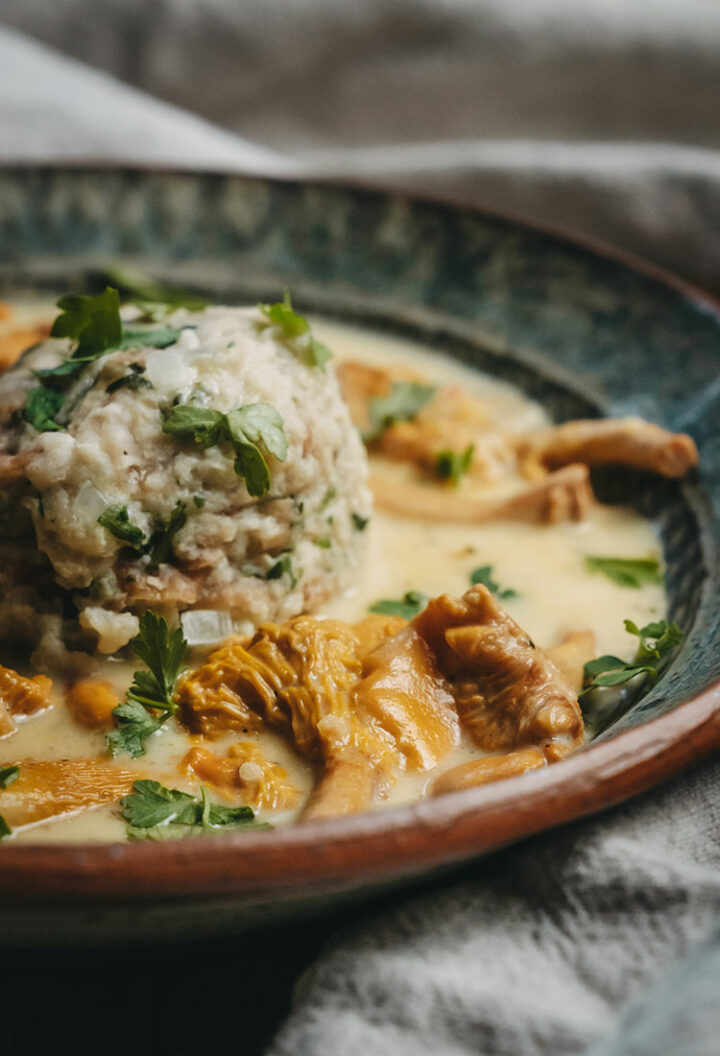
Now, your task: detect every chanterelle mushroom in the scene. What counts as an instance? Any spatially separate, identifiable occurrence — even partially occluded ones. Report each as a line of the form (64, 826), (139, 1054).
(338, 359), (699, 528)
(178, 613), (460, 819)
(412, 585), (584, 756)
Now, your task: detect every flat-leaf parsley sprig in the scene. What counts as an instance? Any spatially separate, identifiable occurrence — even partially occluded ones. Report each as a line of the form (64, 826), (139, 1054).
(25, 288), (184, 432)
(162, 402), (288, 498)
(369, 590), (428, 620)
(258, 290), (333, 371)
(106, 612), (188, 759)
(120, 780), (267, 840)
(581, 618), (683, 697)
(469, 565), (518, 600)
(365, 381), (436, 443)
(583, 554), (664, 589)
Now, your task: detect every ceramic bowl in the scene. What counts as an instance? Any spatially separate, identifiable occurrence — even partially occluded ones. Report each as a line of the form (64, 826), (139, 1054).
(0, 166), (717, 946)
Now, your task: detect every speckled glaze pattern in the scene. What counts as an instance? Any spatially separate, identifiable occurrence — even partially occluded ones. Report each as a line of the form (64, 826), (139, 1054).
(0, 167), (717, 944)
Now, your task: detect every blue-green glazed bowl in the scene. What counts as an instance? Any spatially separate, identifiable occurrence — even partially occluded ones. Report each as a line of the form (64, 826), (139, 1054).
(0, 167), (716, 946)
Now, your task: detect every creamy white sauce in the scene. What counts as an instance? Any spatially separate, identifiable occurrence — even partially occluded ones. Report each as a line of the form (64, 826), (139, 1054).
(0, 312), (665, 842)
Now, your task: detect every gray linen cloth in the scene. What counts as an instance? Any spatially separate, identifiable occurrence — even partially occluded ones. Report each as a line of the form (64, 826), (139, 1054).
(3, 0), (720, 292)
(0, 8), (719, 1054)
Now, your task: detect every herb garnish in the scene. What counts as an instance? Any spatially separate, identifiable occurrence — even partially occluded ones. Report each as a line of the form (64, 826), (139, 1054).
(50, 287), (123, 361)
(365, 381), (436, 443)
(97, 501), (188, 569)
(106, 612), (188, 759)
(145, 501), (187, 571)
(119, 326), (183, 351)
(0, 816), (11, 840)
(584, 555), (664, 589)
(259, 291), (332, 371)
(436, 444), (474, 487)
(25, 287), (184, 430)
(163, 402), (288, 498)
(26, 288), (186, 430)
(352, 513), (369, 531)
(97, 505), (146, 550)
(369, 590), (428, 620)
(242, 552), (297, 587)
(0, 765), (19, 789)
(24, 387), (65, 431)
(99, 264), (209, 314)
(469, 565), (518, 600)
(581, 618), (683, 696)
(121, 780), (263, 840)
(106, 363), (152, 394)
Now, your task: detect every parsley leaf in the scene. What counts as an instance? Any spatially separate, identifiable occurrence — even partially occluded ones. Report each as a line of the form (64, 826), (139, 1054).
(352, 513), (369, 531)
(162, 405), (225, 448)
(145, 501), (187, 570)
(119, 326), (183, 351)
(365, 381), (436, 443)
(106, 365), (152, 394)
(98, 265), (209, 313)
(97, 505), (146, 550)
(50, 287), (122, 359)
(205, 800), (256, 829)
(128, 611), (187, 714)
(266, 553), (296, 585)
(120, 780), (197, 828)
(369, 590), (428, 620)
(225, 404), (288, 497)
(24, 387), (65, 432)
(106, 700), (165, 760)
(469, 565), (518, 600)
(242, 552), (297, 587)
(121, 780), (261, 840)
(34, 291), (182, 387)
(581, 618), (683, 694)
(0, 764), (19, 789)
(436, 444), (474, 486)
(225, 404), (288, 463)
(163, 402), (287, 498)
(584, 555), (664, 589)
(624, 618), (683, 666)
(259, 291), (333, 371)
(0, 816), (11, 840)
(106, 612), (188, 758)
(34, 287), (123, 382)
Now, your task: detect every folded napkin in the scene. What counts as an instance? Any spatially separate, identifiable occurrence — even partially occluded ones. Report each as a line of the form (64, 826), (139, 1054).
(1, 8), (719, 1055)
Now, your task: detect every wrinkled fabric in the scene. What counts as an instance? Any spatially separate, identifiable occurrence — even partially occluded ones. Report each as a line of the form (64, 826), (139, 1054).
(270, 751), (720, 1056)
(3, 0), (720, 290)
(0, 6), (719, 1054)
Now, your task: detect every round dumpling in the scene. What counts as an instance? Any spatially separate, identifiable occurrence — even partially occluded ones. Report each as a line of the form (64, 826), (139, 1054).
(0, 300), (371, 663)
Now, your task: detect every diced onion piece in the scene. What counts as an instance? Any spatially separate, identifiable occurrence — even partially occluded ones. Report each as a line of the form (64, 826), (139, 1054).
(181, 609), (234, 646)
(73, 480), (109, 522)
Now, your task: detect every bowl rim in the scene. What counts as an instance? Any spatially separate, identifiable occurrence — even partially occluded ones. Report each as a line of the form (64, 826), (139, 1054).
(2, 679), (718, 903)
(0, 164), (717, 905)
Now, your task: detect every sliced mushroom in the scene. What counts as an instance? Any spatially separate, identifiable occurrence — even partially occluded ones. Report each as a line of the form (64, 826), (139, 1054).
(370, 463), (592, 524)
(0, 759), (137, 830)
(517, 417), (699, 479)
(432, 747), (547, 796)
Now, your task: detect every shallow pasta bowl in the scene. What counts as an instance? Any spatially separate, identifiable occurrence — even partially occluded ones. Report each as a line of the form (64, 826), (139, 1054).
(0, 166), (717, 946)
